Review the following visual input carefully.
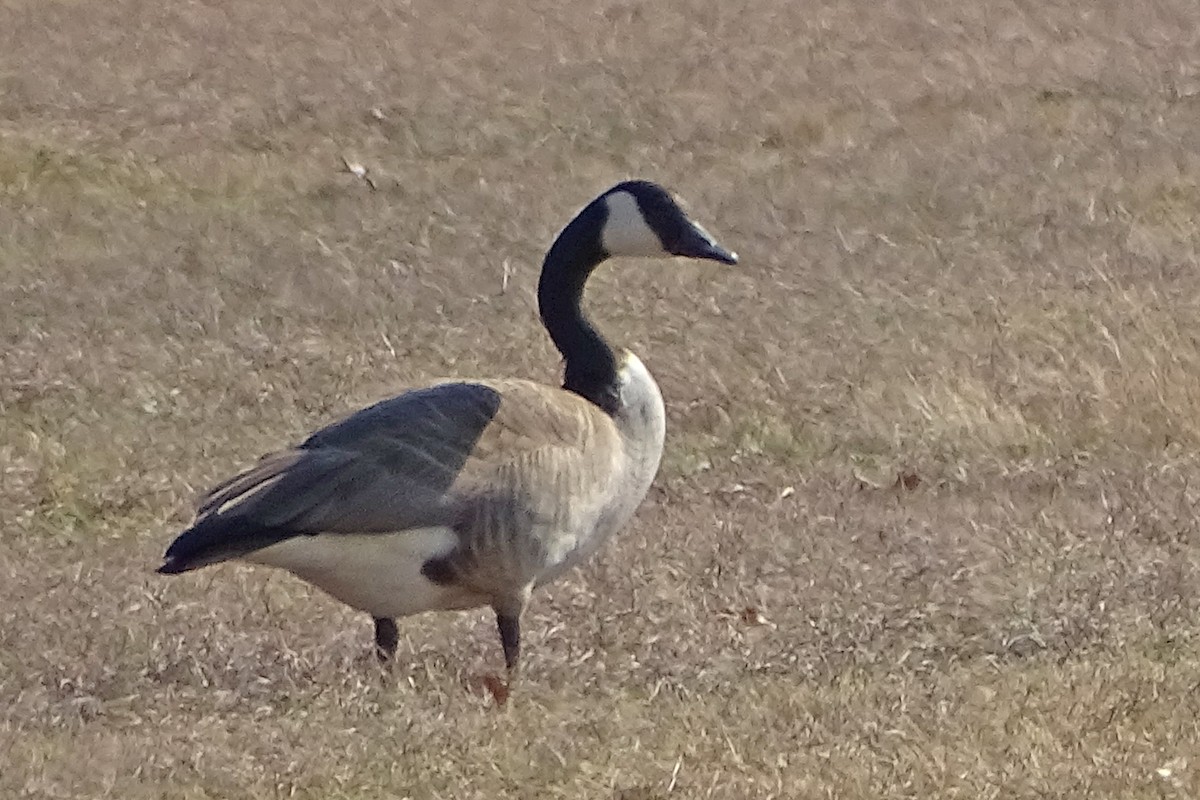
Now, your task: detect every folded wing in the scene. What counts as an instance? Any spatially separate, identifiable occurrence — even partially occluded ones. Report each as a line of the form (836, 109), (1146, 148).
(157, 380), (620, 574)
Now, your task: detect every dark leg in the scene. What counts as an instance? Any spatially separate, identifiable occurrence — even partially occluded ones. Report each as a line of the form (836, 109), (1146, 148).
(495, 612), (521, 676)
(374, 617), (399, 662)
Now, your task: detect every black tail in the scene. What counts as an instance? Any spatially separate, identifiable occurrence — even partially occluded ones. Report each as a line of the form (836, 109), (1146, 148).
(156, 555), (193, 575)
(155, 515), (297, 576)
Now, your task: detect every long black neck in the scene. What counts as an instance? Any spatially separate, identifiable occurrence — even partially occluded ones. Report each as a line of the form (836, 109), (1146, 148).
(537, 200), (621, 415)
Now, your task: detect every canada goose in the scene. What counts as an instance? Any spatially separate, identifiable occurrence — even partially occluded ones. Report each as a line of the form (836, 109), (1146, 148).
(157, 179), (737, 679)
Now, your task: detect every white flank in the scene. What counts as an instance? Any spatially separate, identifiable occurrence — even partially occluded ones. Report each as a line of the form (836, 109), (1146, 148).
(245, 527), (484, 618)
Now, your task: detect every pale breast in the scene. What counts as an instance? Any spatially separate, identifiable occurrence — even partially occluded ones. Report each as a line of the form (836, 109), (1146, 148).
(394, 361), (665, 597)
(535, 351), (666, 583)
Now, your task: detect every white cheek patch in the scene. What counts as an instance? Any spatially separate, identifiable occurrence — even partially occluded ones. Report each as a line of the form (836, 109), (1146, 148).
(601, 190), (669, 258)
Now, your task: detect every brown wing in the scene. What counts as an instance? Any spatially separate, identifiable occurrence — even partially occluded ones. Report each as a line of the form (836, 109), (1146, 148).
(158, 379), (621, 571)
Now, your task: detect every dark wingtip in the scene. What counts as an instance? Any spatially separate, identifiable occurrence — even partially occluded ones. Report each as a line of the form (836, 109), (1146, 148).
(156, 557), (189, 575)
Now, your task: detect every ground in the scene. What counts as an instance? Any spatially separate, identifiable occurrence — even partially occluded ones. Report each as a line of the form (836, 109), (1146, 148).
(3, 0), (1200, 797)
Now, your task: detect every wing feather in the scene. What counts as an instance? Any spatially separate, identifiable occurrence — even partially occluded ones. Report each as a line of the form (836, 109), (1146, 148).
(159, 379), (621, 572)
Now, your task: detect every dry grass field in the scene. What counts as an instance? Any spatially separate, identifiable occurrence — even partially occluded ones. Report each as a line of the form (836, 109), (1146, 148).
(4, 0), (1200, 796)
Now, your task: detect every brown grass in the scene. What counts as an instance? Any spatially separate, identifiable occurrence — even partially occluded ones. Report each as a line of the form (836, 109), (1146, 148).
(4, 0), (1200, 796)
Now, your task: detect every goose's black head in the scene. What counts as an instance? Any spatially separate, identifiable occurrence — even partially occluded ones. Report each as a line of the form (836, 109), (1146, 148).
(538, 179), (737, 414)
(596, 180), (738, 266)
